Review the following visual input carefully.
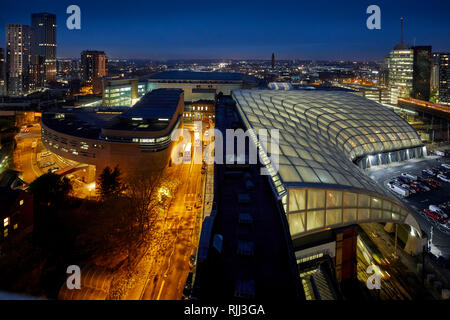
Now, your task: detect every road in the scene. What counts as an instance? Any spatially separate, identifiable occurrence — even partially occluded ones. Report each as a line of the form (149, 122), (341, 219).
(122, 124), (211, 300)
(358, 223), (432, 299)
(13, 124), (45, 183)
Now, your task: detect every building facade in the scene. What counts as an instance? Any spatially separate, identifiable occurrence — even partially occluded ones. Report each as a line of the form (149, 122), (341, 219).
(81, 50), (108, 94)
(435, 53), (450, 104)
(388, 48), (414, 99)
(232, 89), (423, 239)
(0, 48), (6, 96)
(102, 71), (259, 106)
(6, 24), (33, 96)
(31, 13), (57, 88)
(41, 89), (184, 180)
(412, 46), (432, 101)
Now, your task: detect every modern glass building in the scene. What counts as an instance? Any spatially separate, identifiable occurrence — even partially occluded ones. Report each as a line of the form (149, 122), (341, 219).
(232, 89), (423, 238)
(388, 49), (414, 98)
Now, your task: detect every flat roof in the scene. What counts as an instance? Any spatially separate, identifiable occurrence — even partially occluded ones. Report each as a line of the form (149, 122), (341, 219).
(119, 88), (182, 120)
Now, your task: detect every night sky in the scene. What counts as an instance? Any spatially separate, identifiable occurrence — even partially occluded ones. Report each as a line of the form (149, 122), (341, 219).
(1, 0), (449, 61)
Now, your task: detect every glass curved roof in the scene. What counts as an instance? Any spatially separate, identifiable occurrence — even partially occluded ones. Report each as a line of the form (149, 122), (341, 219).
(232, 89), (423, 196)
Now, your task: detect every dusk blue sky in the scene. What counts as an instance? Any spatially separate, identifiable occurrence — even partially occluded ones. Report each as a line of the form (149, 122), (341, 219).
(1, 0), (449, 61)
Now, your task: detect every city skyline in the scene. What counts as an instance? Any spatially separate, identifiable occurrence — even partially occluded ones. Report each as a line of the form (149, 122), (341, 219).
(1, 0), (450, 61)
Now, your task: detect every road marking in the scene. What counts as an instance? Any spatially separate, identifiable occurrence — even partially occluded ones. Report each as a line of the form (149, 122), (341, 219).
(156, 280), (165, 300)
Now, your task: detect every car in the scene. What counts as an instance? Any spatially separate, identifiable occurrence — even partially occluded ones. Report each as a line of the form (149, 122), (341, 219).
(401, 184), (416, 194)
(422, 169), (435, 176)
(398, 176), (411, 184)
(441, 163), (450, 170)
(437, 174), (450, 183)
(422, 178), (441, 189)
(401, 173), (417, 181)
(413, 182), (430, 192)
(387, 180), (397, 188)
(424, 209), (445, 222)
(408, 183), (421, 193)
(389, 184), (409, 197)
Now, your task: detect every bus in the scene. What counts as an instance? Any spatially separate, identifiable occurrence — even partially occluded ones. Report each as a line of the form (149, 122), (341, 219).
(183, 142), (192, 162)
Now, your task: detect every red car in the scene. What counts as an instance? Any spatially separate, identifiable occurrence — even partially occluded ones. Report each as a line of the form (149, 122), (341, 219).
(423, 178), (441, 189)
(409, 183), (421, 192)
(424, 209), (446, 223)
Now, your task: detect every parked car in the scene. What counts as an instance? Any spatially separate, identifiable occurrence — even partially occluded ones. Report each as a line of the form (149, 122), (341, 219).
(422, 178), (441, 189)
(441, 163), (450, 170)
(413, 181), (430, 192)
(437, 174), (450, 183)
(422, 169), (435, 178)
(408, 183), (421, 193)
(389, 184), (409, 197)
(424, 209), (445, 223)
(401, 173), (417, 181)
(398, 176), (411, 184)
(401, 184), (416, 194)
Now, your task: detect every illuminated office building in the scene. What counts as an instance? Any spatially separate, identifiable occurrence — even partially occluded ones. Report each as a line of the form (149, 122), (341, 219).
(6, 24), (33, 96)
(388, 48), (414, 99)
(102, 78), (145, 106)
(31, 13), (57, 88)
(0, 48), (6, 96)
(81, 50), (108, 94)
(434, 53), (450, 104)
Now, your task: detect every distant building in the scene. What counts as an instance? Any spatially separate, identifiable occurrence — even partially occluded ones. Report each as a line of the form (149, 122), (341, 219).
(6, 24), (33, 96)
(102, 77), (141, 106)
(102, 71), (259, 105)
(387, 48), (414, 99)
(412, 46), (432, 101)
(0, 48), (6, 96)
(80, 51), (108, 93)
(433, 53), (450, 104)
(272, 53), (275, 69)
(31, 13), (57, 88)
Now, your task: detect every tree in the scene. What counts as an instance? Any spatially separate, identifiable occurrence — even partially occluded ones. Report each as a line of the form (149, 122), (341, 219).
(28, 173), (73, 248)
(29, 173), (72, 207)
(97, 166), (126, 201)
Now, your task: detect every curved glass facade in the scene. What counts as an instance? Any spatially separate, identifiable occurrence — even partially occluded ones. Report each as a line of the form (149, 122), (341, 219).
(232, 89), (422, 237)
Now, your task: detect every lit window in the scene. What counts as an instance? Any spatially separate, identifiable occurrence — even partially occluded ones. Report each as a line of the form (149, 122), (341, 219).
(19, 200), (24, 206)
(4, 229), (8, 238)
(13, 224), (18, 230)
(3, 217), (9, 227)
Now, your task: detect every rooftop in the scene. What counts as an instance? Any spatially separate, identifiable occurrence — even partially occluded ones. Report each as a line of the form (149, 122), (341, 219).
(143, 71), (253, 82)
